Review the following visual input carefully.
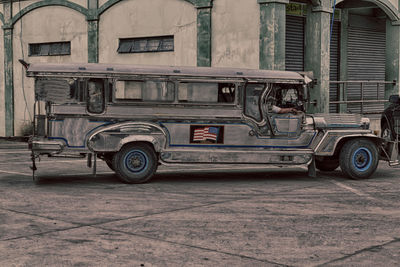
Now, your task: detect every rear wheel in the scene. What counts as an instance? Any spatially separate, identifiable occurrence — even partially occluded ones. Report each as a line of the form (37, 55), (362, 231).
(113, 143), (157, 184)
(339, 139), (378, 180)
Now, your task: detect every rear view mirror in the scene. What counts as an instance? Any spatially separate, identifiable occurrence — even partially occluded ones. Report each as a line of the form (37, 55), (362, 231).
(389, 95), (400, 104)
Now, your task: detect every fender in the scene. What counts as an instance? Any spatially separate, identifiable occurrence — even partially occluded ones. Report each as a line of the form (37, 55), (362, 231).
(87, 121), (167, 153)
(314, 130), (382, 156)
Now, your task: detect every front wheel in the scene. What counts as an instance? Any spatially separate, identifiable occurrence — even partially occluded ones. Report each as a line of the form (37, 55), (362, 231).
(113, 143), (158, 184)
(339, 139), (379, 180)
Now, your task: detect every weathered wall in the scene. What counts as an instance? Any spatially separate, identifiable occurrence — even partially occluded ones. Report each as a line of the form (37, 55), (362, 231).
(0, 26), (4, 137)
(211, 0), (259, 68)
(98, 0), (197, 66)
(12, 6), (88, 135)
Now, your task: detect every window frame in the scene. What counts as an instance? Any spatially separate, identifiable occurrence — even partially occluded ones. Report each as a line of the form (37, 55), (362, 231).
(86, 78), (106, 114)
(176, 80), (239, 106)
(112, 79), (176, 104)
(29, 41), (71, 57)
(243, 82), (266, 123)
(117, 36), (174, 54)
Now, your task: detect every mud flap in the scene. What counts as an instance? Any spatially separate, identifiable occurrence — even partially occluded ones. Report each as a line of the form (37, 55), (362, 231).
(87, 153), (97, 176)
(308, 155), (316, 178)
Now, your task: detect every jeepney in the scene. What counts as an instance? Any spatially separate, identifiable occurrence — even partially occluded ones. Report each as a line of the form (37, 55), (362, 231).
(22, 61), (396, 183)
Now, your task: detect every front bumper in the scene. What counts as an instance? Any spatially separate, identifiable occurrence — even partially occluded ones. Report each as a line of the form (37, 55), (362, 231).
(29, 137), (65, 154)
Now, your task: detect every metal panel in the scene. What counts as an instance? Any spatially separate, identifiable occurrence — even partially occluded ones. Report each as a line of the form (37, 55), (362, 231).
(347, 21), (386, 113)
(329, 21), (341, 113)
(286, 15), (305, 72)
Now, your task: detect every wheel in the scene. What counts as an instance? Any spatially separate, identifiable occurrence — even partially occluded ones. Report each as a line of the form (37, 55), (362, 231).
(339, 139), (379, 180)
(315, 157), (339, 172)
(381, 122), (394, 142)
(113, 143), (157, 184)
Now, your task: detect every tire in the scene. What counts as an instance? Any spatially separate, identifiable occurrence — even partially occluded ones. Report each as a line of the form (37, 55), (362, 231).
(113, 143), (157, 184)
(339, 139), (379, 180)
(315, 157), (339, 172)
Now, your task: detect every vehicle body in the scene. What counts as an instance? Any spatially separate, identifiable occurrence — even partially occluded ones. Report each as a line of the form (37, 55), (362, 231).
(381, 95), (400, 142)
(23, 62), (391, 183)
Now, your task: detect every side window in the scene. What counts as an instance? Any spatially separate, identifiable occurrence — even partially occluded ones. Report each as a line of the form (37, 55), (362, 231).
(272, 84), (303, 111)
(178, 82), (218, 102)
(178, 82), (236, 103)
(115, 80), (174, 102)
(35, 78), (78, 103)
(143, 81), (174, 102)
(115, 80), (143, 100)
(218, 83), (235, 103)
(87, 79), (105, 114)
(244, 83), (265, 122)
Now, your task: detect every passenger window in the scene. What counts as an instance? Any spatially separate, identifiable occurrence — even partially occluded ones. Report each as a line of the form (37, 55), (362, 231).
(218, 83), (235, 103)
(244, 83), (265, 122)
(35, 78), (79, 103)
(87, 79), (105, 114)
(115, 80), (143, 100)
(178, 82), (218, 102)
(115, 80), (174, 102)
(178, 82), (235, 103)
(143, 81), (174, 102)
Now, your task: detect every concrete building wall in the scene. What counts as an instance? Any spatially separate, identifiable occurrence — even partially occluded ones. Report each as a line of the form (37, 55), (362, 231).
(1, 0), (400, 136)
(0, 27), (4, 137)
(12, 6), (88, 135)
(211, 0), (259, 69)
(98, 0), (197, 66)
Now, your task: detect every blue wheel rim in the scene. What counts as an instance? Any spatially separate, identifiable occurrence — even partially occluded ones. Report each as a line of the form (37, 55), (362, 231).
(352, 147), (372, 172)
(123, 150), (148, 174)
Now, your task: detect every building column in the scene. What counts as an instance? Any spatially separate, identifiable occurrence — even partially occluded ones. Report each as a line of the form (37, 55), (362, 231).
(87, 0), (99, 63)
(3, 2), (13, 136)
(258, 0), (288, 70)
(339, 9), (349, 113)
(385, 20), (400, 104)
(196, 1), (212, 67)
(304, 1), (332, 114)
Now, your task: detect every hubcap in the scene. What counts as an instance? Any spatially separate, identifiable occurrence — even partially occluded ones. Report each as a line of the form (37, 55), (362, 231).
(124, 150), (148, 173)
(352, 147), (372, 172)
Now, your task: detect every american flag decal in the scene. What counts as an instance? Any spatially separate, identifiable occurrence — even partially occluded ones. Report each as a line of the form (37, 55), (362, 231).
(191, 126), (224, 144)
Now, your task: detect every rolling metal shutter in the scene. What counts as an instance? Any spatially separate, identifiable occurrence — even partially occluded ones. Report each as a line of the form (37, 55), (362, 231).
(285, 15), (305, 72)
(347, 22), (386, 114)
(329, 21), (341, 113)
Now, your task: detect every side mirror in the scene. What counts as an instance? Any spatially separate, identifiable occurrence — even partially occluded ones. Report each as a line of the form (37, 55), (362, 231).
(389, 95), (400, 104)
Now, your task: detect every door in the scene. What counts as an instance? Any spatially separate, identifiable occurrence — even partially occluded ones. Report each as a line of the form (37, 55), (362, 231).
(263, 83), (305, 137)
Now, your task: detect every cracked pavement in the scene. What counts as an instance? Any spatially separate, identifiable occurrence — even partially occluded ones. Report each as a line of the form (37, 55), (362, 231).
(0, 145), (400, 266)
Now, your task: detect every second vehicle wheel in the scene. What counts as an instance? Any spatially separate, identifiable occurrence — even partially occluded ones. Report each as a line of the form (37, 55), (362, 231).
(339, 139), (379, 180)
(381, 122), (394, 142)
(113, 143), (158, 184)
(315, 157), (339, 172)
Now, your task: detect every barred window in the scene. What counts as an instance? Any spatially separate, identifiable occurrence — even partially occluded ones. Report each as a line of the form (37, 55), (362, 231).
(117, 36), (174, 53)
(29, 42), (71, 56)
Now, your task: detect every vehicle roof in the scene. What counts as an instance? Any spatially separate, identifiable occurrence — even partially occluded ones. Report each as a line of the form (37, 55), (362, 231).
(25, 62), (305, 81)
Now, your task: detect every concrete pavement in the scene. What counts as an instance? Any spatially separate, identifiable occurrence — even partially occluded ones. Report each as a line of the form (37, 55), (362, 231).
(0, 147), (400, 266)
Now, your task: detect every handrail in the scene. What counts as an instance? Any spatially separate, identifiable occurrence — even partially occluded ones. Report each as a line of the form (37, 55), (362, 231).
(329, 80), (397, 114)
